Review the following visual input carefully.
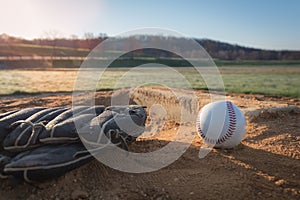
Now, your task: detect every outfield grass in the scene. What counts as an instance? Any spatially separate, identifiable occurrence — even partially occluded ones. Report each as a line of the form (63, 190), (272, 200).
(214, 59), (300, 67)
(0, 66), (299, 98)
(189, 72), (299, 97)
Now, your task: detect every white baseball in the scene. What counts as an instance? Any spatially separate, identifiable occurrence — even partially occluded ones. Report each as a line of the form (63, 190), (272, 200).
(196, 100), (246, 149)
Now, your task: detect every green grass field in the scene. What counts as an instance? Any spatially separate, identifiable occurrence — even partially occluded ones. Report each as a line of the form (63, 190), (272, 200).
(0, 66), (299, 98)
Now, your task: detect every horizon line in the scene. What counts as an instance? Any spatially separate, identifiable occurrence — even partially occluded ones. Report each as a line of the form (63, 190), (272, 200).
(1, 32), (300, 52)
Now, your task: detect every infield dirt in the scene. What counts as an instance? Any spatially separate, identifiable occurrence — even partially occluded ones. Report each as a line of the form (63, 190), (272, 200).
(0, 87), (299, 200)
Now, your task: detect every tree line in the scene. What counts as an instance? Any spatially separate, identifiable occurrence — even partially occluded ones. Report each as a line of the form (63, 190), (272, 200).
(0, 33), (299, 60)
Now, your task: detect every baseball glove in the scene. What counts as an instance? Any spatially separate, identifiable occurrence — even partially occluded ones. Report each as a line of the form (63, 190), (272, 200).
(0, 105), (147, 182)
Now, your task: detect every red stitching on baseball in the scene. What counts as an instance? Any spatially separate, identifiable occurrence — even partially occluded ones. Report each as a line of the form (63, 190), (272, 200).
(216, 101), (236, 144)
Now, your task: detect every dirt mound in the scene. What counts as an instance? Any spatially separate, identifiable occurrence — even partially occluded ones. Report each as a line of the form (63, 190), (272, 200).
(246, 105), (300, 122)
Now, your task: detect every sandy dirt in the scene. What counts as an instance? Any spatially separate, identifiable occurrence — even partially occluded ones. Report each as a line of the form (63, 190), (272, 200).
(0, 87), (299, 200)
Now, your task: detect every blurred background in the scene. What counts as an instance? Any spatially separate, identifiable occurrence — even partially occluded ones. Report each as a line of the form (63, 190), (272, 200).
(0, 0), (299, 97)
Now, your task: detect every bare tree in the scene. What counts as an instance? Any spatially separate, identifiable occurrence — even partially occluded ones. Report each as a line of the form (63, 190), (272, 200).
(70, 34), (79, 49)
(84, 32), (96, 49)
(43, 30), (64, 65)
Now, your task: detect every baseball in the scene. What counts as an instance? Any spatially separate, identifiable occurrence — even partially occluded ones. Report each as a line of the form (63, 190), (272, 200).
(196, 100), (246, 149)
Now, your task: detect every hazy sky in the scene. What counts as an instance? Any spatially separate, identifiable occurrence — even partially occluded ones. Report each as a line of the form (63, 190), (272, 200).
(1, 0), (299, 50)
